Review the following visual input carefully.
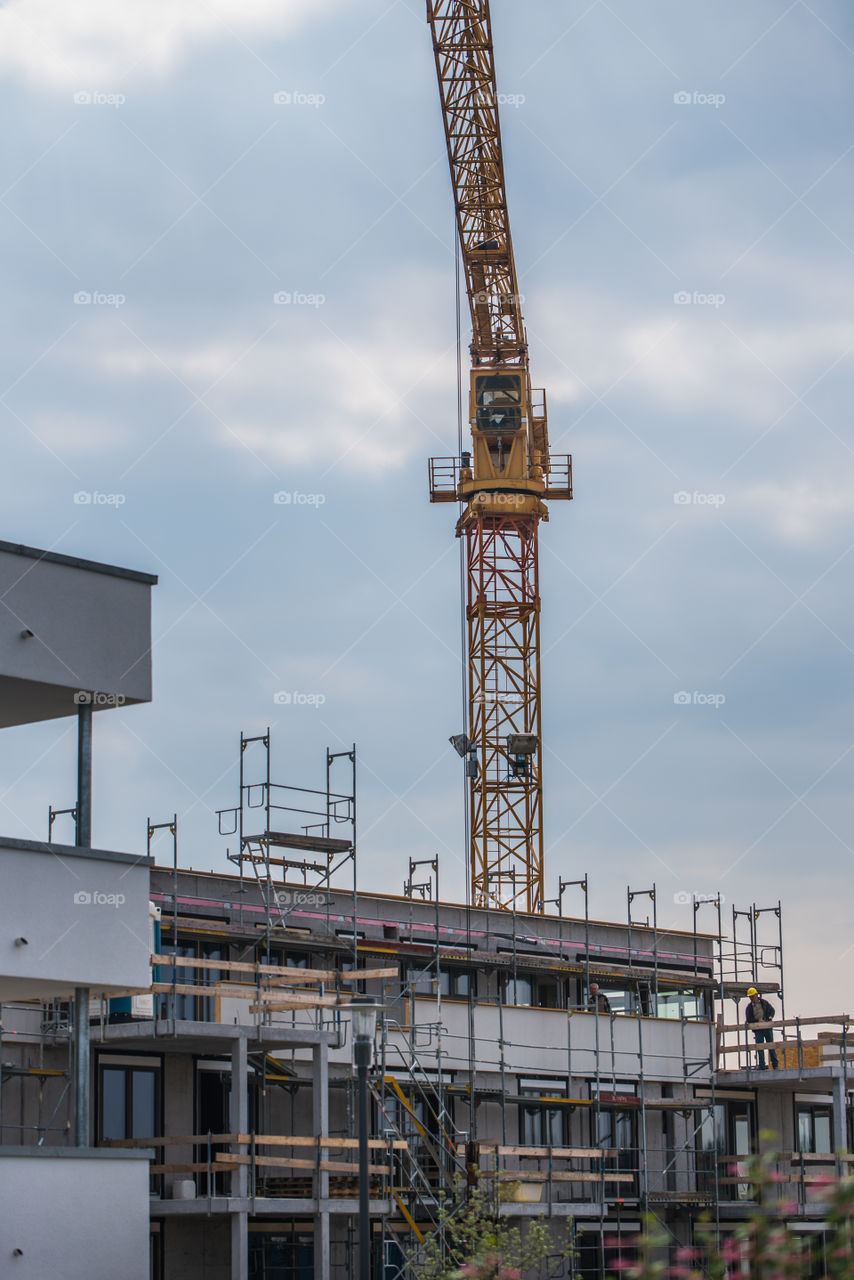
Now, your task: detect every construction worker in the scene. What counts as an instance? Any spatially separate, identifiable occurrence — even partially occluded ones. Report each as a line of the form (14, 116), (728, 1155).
(745, 988), (779, 1070)
(589, 983), (611, 1014)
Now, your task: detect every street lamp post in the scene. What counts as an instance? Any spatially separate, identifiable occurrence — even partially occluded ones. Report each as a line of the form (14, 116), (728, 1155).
(351, 997), (380, 1280)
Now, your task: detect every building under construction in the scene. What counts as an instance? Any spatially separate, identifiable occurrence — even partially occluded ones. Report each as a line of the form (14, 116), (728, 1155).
(1, 6), (850, 1279)
(0, 543), (850, 1280)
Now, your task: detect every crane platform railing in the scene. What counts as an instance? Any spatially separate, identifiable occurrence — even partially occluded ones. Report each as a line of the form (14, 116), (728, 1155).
(428, 454), (572, 503)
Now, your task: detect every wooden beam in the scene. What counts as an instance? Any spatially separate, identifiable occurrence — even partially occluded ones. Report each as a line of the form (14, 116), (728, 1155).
(493, 1170), (633, 1184)
(216, 1153), (389, 1176)
(717, 1037), (833, 1057)
(474, 1143), (616, 1160)
(103, 1134), (407, 1151)
(717, 1014), (849, 1034)
(152, 955), (398, 984)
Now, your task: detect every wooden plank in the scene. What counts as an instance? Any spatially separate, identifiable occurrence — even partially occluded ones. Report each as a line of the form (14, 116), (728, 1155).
(717, 1014), (849, 1034)
(476, 1144), (616, 1160)
(493, 1170), (633, 1184)
(153, 955), (333, 981)
(251, 997), (349, 1013)
(250, 1135), (407, 1152)
(717, 1038), (829, 1057)
(152, 955), (398, 985)
(216, 1153), (389, 1176)
(104, 1135), (234, 1149)
(251, 830), (352, 854)
(104, 1134), (406, 1152)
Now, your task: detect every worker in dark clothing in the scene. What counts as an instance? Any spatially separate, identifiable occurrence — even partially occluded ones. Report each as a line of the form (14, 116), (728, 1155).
(745, 988), (779, 1070)
(589, 983), (611, 1014)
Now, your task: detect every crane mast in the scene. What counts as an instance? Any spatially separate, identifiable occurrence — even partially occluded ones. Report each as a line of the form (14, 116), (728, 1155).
(427, 0), (572, 913)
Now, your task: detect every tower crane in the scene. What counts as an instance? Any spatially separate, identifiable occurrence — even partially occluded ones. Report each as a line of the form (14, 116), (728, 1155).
(426, 1), (572, 913)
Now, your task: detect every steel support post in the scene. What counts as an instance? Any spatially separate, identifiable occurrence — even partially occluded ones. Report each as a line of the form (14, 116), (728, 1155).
(73, 701), (93, 1147)
(356, 1039), (371, 1280)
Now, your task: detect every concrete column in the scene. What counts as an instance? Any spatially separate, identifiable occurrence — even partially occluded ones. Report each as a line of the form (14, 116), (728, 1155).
(230, 1036), (249, 1280)
(313, 1041), (330, 1280)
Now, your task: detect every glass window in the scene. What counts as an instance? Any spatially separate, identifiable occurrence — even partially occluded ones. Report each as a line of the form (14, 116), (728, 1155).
(504, 976), (532, 1007)
(131, 1070), (156, 1138)
(797, 1104), (833, 1154)
(656, 989), (707, 1019)
(520, 1080), (567, 1147)
(697, 1097), (755, 1201)
(451, 969), (473, 999)
(592, 1090), (638, 1188)
(503, 974), (564, 1009)
(102, 1068), (126, 1142)
(99, 1064), (159, 1142)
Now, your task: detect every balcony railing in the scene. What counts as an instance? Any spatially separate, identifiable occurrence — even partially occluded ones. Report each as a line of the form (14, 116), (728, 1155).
(716, 1012), (852, 1073)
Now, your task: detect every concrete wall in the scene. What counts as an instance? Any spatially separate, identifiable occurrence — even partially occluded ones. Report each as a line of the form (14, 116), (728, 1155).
(0, 839), (152, 999)
(0, 541), (155, 728)
(0, 1147), (151, 1280)
(164, 1218), (231, 1280)
(386, 1000), (714, 1083)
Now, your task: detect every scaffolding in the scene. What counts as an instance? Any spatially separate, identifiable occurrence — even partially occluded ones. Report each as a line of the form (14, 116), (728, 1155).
(6, 733), (852, 1280)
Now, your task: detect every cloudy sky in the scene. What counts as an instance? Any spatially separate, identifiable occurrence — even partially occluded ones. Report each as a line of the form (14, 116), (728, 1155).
(1, 0), (852, 1017)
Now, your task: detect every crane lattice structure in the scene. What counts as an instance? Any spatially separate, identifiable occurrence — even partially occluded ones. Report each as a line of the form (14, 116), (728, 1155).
(427, 0), (572, 912)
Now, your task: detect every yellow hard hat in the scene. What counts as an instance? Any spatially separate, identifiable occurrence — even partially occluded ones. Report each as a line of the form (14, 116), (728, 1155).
(747, 987), (758, 997)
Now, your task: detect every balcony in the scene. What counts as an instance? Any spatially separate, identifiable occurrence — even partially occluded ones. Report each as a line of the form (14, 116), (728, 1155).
(0, 837), (152, 1001)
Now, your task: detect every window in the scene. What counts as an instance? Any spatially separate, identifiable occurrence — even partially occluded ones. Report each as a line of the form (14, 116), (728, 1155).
(405, 965), (475, 999)
(696, 1094), (755, 1201)
(98, 1058), (160, 1142)
(519, 1078), (567, 1147)
(591, 1085), (638, 1192)
(796, 1100), (833, 1154)
(160, 941), (224, 1021)
(502, 973), (565, 1009)
(586, 985), (644, 1015)
(655, 989), (707, 1020)
(98, 1055), (161, 1195)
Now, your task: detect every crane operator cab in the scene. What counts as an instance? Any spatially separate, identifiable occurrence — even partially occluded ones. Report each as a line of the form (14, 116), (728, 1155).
(473, 371), (523, 436)
(469, 368), (532, 487)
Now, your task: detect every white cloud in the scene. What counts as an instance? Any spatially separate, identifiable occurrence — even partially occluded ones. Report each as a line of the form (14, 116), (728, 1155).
(741, 478), (854, 546)
(0, 0), (342, 89)
(537, 287), (854, 428)
(95, 325), (456, 473)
